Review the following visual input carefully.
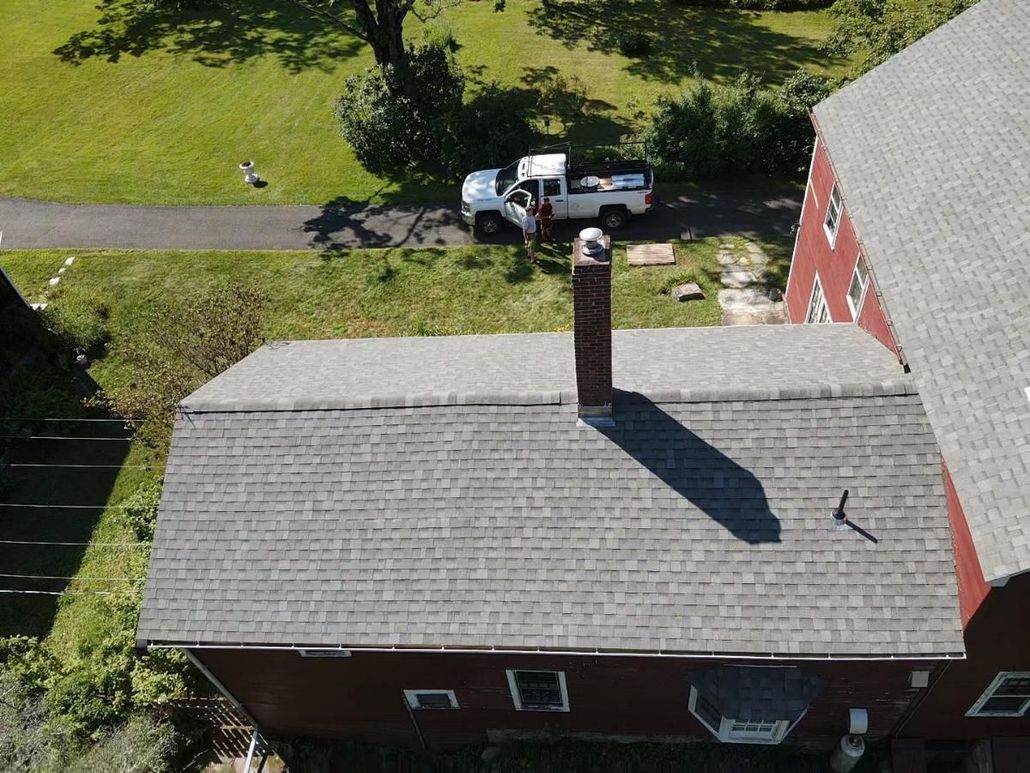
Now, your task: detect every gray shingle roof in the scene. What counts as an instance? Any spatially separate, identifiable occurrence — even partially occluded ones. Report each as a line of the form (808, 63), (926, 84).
(138, 326), (964, 656)
(184, 325), (906, 412)
(812, 0), (1030, 583)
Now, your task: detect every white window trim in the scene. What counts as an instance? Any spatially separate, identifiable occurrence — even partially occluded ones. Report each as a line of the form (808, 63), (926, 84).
(846, 255), (870, 320)
(404, 689), (460, 710)
(506, 669), (570, 713)
(966, 672), (1030, 717)
(805, 274), (832, 324)
(688, 686), (794, 745)
(823, 184), (843, 248)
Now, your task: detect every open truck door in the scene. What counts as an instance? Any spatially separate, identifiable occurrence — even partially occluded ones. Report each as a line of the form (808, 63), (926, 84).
(503, 189), (532, 227)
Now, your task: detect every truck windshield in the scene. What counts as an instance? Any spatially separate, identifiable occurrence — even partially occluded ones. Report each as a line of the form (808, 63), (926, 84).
(495, 160), (519, 196)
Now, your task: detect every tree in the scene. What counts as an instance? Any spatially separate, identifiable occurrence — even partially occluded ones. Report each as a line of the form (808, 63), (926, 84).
(825, 0), (977, 74)
(291, 0), (474, 88)
(102, 281), (267, 446)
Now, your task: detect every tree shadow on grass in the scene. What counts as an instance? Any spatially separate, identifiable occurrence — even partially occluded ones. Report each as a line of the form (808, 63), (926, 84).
(0, 353), (130, 638)
(54, 0), (362, 74)
(528, 1), (843, 84)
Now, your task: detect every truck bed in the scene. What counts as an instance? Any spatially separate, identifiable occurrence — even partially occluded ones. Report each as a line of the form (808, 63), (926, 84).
(567, 160), (652, 194)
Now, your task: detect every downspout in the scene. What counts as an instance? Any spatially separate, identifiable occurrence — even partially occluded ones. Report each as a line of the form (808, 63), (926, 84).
(893, 660), (952, 737)
(402, 693), (428, 751)
(180, 647), (260, 729)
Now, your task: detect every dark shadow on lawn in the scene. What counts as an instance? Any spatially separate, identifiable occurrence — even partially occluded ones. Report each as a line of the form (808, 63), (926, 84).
(600, 390), (781, 544)
(54, 0), (361, 73)
(0, 360), (130, 638)
(528, 1), (843, 84)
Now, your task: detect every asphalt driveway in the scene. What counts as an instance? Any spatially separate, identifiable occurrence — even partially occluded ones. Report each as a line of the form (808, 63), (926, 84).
(0, 192), (801, 251)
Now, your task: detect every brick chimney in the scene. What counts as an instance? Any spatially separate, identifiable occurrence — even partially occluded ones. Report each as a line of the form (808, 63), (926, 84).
(572, 229), (613, 426)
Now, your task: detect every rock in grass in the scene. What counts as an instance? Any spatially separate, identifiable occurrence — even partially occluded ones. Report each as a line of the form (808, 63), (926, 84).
(671, 282), (705, 301)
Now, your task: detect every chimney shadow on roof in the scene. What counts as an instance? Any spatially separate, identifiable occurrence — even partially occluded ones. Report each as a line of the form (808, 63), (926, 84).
(599, 390), (781, 545)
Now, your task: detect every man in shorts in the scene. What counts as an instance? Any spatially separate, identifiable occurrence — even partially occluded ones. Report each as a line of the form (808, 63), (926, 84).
(521, 204), (538, 262)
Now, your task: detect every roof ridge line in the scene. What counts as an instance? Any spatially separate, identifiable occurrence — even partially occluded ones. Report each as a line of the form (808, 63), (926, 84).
(178, 379), (917, 414)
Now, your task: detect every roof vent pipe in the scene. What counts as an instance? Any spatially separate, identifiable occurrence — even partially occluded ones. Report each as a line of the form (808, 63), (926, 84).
(832, 489), (849, 531)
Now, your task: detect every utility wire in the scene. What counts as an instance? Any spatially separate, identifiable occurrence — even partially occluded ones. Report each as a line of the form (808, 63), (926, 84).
(0, 572), (139, 582)
(0, 435), (131, 442)
(0, 588), (140, 597)
(5, 463), (155, 469)
(0, 539), (148, 547)
(2, 418), (144, 424)
(0, 503), (137, 509)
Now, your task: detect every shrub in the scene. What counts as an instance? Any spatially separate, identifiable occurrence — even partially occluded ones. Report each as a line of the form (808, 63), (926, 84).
(618, 32), (654, 57)
(640, 68), (833, 179)
(442, 86), (537, 179)
(336, 44), (464, 176)
(121, 481), (163, 542)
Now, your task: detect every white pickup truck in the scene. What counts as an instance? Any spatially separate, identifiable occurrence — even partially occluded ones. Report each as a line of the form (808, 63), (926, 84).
(460, 152), (655, 235)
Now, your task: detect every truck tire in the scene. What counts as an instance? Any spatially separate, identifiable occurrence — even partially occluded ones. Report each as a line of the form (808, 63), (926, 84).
(476, 212), (503, 236)
(600, 206), (629, 231)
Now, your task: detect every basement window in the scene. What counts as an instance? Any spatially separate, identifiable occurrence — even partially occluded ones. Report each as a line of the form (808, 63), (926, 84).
(824, 184), (843, 246)
(404, 690), (459, 710)
(298, 649), (351, 658)
(967, 673), (1030, 717)
(806, 276), (831, 324)
(506, 669), (570, 712)
(689, 686), (790, 744)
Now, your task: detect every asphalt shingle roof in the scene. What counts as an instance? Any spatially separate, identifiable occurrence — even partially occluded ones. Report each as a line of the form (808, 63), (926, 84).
(812, 0), (1030, 583)
(138, 326), (964, 656)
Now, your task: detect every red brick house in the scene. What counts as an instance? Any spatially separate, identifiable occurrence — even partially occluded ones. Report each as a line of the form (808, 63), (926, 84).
(138, 238), (967, 755)
(785, 0), (1030, 761)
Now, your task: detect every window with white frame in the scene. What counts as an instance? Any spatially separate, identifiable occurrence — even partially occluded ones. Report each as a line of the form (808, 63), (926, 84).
(847, 258), (869, 319)
(506, 669), (570, 712)
(806, 276), (831, 324)
(967, 673), (1030, 717)
(824, 184), (843, 245)
(404, 689), (459, 710)
(688, 686), (791, 744)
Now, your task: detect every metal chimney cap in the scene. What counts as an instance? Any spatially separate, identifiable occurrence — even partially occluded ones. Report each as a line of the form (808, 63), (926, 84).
(579, 227), (603, 242)
(579, 227), (606, 258)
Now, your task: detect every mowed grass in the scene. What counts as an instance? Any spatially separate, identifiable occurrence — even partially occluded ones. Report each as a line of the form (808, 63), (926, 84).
(0, 239), (738, 646)
(0, 0), (855, 206)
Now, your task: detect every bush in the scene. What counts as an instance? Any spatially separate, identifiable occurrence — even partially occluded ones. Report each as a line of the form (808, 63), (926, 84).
(442, 86), (537, 179)
(618, 32), (654, 57)
(336, 43), (464, 176)
(121, 481), (163, 542)
(640, 68), (833, 179)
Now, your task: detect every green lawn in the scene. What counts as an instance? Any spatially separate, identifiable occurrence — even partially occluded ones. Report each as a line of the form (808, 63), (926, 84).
(0, 0), (854, 206)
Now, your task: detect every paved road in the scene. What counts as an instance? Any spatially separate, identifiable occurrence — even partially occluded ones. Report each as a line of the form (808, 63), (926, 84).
(0, 192), (801, 251)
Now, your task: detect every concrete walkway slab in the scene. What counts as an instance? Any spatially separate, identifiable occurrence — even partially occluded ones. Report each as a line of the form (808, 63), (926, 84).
(627, 243), (675, 265)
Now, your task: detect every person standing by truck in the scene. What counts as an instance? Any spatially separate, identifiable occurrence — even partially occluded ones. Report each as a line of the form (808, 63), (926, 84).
(537, 197), (554, 243)
(521, 205), (539, 262)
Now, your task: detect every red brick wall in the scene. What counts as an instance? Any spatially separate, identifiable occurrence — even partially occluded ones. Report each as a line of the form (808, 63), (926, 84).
(942, 463), (991, 626)
(195, 648), (939, 750)
(785, 137), (900, 359)
(897, 573), (1030, 739)
(572, 238), (612, 413)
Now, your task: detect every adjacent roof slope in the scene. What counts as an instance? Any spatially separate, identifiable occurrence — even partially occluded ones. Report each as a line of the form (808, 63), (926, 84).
(812, 0), (1030, 583)
(138, 326), (964, 656)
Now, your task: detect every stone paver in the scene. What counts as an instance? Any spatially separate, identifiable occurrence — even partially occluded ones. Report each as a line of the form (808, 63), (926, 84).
(715, 241), (786, 326)
(627, 243), (676, 266)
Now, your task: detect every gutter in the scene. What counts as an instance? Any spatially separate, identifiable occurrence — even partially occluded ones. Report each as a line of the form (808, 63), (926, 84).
(146, 642), (967, 663)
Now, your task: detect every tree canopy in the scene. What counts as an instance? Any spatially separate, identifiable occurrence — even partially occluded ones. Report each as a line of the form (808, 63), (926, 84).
(825, 0), (978, 74)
